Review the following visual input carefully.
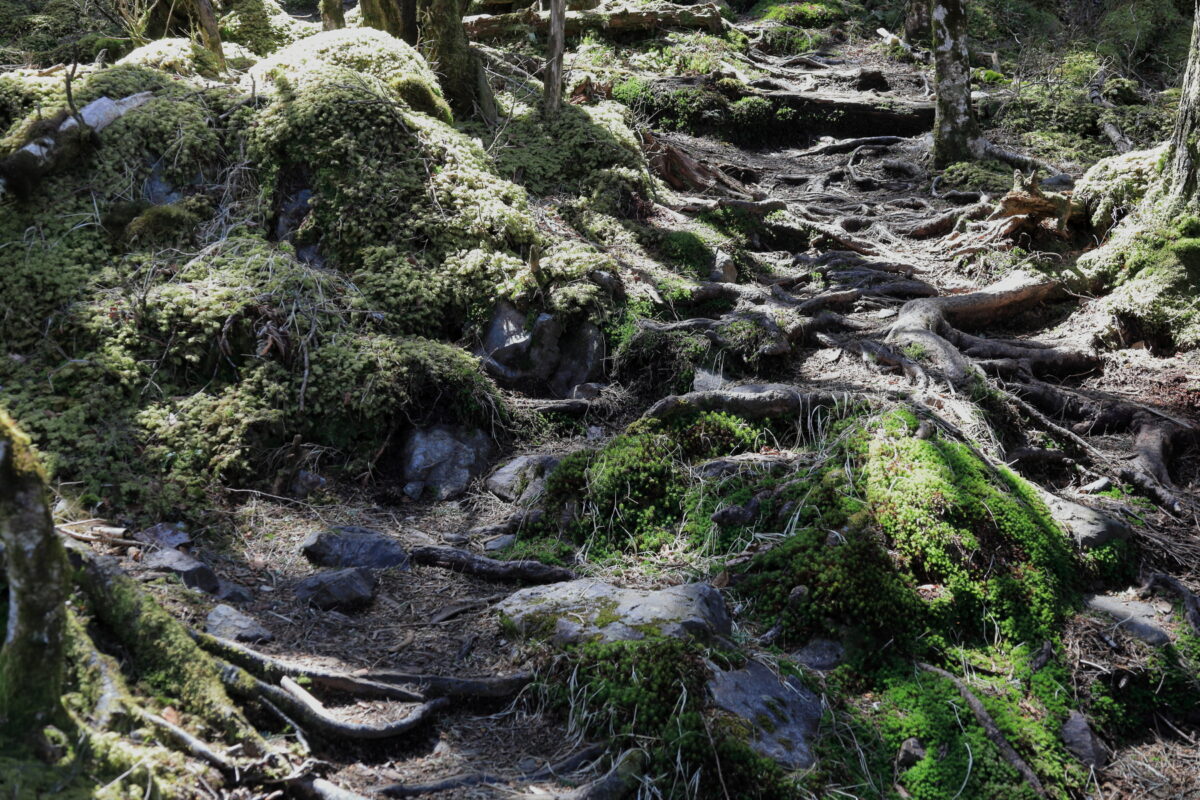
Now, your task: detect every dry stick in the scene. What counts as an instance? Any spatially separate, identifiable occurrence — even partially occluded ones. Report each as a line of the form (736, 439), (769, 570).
(916, 663), (1045, 796)
(138, 709), (236, 775)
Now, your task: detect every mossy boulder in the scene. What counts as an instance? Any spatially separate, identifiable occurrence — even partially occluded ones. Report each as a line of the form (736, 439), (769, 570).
(496, 579), (731, 644)
(219, 0), (317, 56)
(1073, 145), (1165, 234)
(117, 37), (258, 78)
(249, 27), (439, 89)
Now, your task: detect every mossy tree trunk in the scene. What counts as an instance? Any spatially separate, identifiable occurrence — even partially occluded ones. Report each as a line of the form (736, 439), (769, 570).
(194, 0), (226, 70)
(544, 0), (566, 114)
(361, 0), (406, 37)
(1166, 0), (1200, 206)
(419, 0), (483, 114)
(0, 411), (67, 747)
(321, 0), (346, 29)
(931, 0), (978, 168)
(904, 0), (930, 44)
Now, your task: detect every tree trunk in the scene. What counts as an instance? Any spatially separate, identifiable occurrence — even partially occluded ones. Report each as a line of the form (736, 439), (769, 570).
(321, 0), (346, 29)
(401, 0), (419, 44)
(904, 0), (931, 44)
(193, 0), (226, 70)
(0, 411), (67, 746)
(361, 0), (405, 37)
(543, 0), (566, 114)
(419, 0), (479, 114)
(1167, 0), (1200, 204)
(931, 0), (978, 168)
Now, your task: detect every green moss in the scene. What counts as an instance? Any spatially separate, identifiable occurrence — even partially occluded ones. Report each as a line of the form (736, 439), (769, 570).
(752, 0), (855, 27)
(550, 637), (800, 799)
(940, 160), (1013, 195)
(660, 230), (713, 277)
(220, 0), (316, 56)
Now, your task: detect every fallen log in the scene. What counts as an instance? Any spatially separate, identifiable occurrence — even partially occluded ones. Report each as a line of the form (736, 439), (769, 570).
(767, 90), (933, 137)
(463, 2), (727, 40)
(0, 92), (153, 200)
(410, 545), (576, 583)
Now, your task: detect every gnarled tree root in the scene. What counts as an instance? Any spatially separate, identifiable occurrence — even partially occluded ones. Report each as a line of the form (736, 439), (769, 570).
(380, 743), (605, 797)
(643, 385), (843, 423)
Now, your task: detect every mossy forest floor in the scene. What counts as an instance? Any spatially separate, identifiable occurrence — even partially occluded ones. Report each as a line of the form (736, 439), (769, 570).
(3, 0), (1200, 798)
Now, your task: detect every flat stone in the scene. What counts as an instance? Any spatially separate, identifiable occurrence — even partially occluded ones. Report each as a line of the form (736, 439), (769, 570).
(708, 660), (822, 770)
(1044, 495), (1132, 550)
(133, 522), (191, 549)
(144, 549), (219, 594)
(401, 425), (494, 500)
(1061, 710), (1107, 768)
(495, 579), (731, 645)
(1086, 594), (1171, 646)
(216, 579), (255, 604)
(301, 526), (410, 570)
(484, 534), (517, 552)
(793, 638), (845, 671)
(485, 455), (559, 505)
(206, 604), (273, 642)
(294, 567), (377, 611)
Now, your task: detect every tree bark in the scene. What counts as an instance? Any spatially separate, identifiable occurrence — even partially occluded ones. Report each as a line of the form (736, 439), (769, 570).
(193, 0), (227, 70)
(361, 0), (406, 37)
(904, 0), (930, 44)
(0, 411), (67, 745)
(931, 0), (978, 167)
(543, 0), (566, 114)
(321, 0), (346, 30)
(419, 0), (481, 114)
(1167, 0), (1200, 204)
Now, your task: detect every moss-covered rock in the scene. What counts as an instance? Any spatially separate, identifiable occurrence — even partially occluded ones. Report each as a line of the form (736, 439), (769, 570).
(1073, 144), (1165, 234)
(118, 37), (259, 77)
(219, 0), (317, 56)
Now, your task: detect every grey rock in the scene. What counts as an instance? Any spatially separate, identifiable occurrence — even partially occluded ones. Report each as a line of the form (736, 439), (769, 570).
(708, 660), (821, 770)
(485, 455), (559, 505)
(1041, 173), (1075, 190)
(290, 469), (327, 498)
(401, 425), (495, 500)
(295, 567), (377, 611)
(496, 579), (731, 645)
(144, 549), (219, 594)
(1086, 594), (1171, 646)
(709, 249), (737, 283)
(134, 522), (191, 549)
(1061, 710), (1107, 768)
(482, 301), (531, 367)
(206, 604), (273, 642)
(794, 638), (845, 671)
(301, 526), (410, 570)
(274, 188), (313, 242)
(896, 737), (926, 768)
(1045, 495), (1131, 550)
(550, 323), (605, 398)
(529, 314), (565, 381)
(216, 579), (255, 604)
(484, 534), (517, 552)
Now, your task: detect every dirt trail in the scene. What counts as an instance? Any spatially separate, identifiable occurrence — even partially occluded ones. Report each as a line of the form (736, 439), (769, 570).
(113, 15), (1200, 799)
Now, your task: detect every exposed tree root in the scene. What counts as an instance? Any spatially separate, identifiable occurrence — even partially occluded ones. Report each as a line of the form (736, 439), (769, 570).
(218, 660), (450, 741)
(1140, 574), (1200, 634)
(644, 385), (842, 422)
(640, 131), (754, 198)
(800, 135), (908, 156)
(410, 545), (576, 583)
(364, 669), (533, 699)
(917, 663), (1046, 796)
(379, 743), (605, 797)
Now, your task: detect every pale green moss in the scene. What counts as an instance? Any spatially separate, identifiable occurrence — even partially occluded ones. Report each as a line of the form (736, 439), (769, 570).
(1074, 145), (1165, 234)
(117, 37), (259, 77)
(249, 27), (438, 90)
(220, 0), (316, 56)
